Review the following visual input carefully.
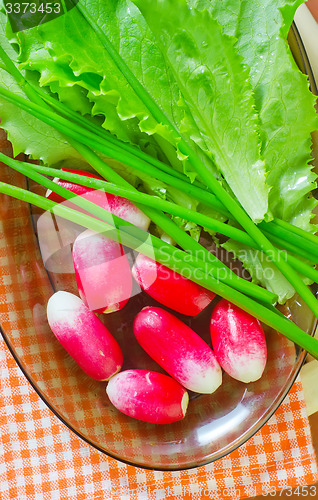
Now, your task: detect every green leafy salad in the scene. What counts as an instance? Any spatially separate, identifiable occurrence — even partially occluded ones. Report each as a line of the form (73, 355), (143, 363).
(0, 0), (318, 357)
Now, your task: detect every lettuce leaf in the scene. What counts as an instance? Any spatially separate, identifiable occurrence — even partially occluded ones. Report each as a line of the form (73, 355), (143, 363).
(189, 0), (318, 230)
(130, 0), (270, 223)
(188, 0), (317, 301)
(234, 0), (317, 230)
(0, 7), (81, 165)
(1, 7), (208, 240)
(15, 2), (200, 174)
(13, 0), (271, 223)
(121, 0), (268, 220)
(222, 238), (296, 304)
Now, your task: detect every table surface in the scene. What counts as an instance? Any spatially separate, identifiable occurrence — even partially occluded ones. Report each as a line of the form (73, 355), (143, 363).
(252, 385), (318, 500)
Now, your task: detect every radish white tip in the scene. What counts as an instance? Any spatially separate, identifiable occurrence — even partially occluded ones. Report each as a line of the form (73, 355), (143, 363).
(233, 359), (266, 383)
(102, 304), (120, 314)
(103, 364), (122, 382)
(45, 177), (59, 199)
(47, 290), (82, 315)
(47, 291), (123, 381)
(75, 228), (96, 240)
(181, 391), (189, 417)
(204, 371), (222, 394)
(188, 366), (222, 394)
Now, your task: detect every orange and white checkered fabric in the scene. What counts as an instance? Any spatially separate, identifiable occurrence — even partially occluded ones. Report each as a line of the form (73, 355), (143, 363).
(1, 339), (317, 500)
(0, 132), (318, 499)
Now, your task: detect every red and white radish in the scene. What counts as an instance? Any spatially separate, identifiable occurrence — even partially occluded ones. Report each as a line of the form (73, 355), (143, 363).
(133, 306), (222, 394)
(47, 291), (123, 381)
(46, 168), (150, 230)
(210, 299), (267, 383)
(72, 229), (132, 314)
(46, 168), (102, 201)
(106, 369), (189, 424)
(132, 254), (216, 316)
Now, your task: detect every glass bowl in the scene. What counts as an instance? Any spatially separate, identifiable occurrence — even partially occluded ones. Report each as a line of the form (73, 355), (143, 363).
(0, 23), (317, 471)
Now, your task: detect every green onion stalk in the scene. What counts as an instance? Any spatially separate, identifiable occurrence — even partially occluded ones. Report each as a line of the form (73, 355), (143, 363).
(74, 4), (318, 319)
(1, 84), (318, 318)
(27, 75), (318, 262)
(0, 151), (276, 305)
(0, 43), (318, 358)
(1, 41), (317, 263)
(1, 179), (318, 359)
(15, 158), (318, 286)
(0, 47), (281, 306)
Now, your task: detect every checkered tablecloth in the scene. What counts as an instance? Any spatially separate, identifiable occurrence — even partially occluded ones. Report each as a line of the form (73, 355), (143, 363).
(0, 134), (318, 499)
(1, 341), (317, 500)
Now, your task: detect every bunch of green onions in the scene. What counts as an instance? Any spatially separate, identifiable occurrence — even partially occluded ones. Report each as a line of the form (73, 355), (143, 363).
(0, 28), (318, 359)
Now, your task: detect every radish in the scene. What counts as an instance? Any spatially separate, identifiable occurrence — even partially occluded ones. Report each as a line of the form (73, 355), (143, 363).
(210, 299), (267, 383)
(47, 291), (123, 381)
(133, 306), (222, 394)
(72, 228), (132, 314)
(132, 254), (216, 316)
(46, 168), (150, 230)
(46, 168), (102, 201)
(106, 369), (189, 424)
